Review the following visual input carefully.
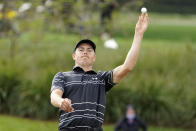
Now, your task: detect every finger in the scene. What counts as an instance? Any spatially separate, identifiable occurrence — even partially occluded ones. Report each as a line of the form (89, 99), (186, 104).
(144, 13), (148, 20)
(138, 15), (143, 25)
(61, 99), (70, 111)
(64, 99), (70, 106)
(62, 103), (69, 111)
(67, 99), (71, 105)
(141, 13), (145, 20)
(62, 99), (69, 105)
(63, 104), (72, 112)
(64, 98), (70, 104)
(63, 105), (68, 111)
(61, 104), (67, 111)
(64, 99), (71, 107)
(144, 13), (149, 26)
(60, 99), (66, 108)
(146, 13), (149, 23)
(65, 99), (74, 112)
(68, 106), (74, 112)
(66, 99), (73, 109)
(145, 12), (148, 17)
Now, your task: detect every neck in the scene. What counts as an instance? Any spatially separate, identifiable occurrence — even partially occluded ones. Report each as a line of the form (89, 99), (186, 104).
(75, 64), (93, 72)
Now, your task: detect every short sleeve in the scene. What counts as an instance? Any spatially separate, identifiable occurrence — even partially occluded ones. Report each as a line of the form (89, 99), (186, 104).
(98, 70), (116, 92)
(50, 72), (65, 93)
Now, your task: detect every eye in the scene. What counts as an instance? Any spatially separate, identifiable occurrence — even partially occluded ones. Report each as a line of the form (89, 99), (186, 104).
(79, 49), (84, 52)
(88, 49), (93, 52)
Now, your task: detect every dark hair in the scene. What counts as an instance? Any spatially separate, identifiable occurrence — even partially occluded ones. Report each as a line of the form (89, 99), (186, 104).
(126, 104), (135, 112)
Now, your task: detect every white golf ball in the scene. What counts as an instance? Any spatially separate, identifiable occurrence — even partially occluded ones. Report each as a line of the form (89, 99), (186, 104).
(141, 7), (147, 13)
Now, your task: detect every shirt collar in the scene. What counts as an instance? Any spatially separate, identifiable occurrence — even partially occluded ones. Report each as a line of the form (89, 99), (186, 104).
(73, 66), (97, 74)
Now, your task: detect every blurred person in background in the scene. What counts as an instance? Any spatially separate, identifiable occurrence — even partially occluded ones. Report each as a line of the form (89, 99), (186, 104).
(100, 0), (116, 33)
(115, 105), (147, 131)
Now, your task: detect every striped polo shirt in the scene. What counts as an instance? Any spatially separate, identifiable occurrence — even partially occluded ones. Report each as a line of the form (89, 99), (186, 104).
(51, 66), (116, 130)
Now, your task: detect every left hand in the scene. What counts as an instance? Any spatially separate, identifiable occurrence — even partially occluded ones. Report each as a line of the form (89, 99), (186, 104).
(135, 13), (149, 35)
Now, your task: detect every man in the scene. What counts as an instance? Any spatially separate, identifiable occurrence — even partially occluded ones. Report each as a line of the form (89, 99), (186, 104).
(115, 105), (147, 131)
(50, 13), (149, 131)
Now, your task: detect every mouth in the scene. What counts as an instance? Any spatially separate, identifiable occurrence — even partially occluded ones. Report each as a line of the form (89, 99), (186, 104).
(82, 56), (88, 58)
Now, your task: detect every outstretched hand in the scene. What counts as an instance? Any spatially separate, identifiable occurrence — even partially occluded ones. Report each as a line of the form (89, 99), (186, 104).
(135, 13), (149, 35)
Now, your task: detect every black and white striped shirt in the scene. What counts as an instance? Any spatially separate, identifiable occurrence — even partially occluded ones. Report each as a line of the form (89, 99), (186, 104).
(51, 66), (116, 130)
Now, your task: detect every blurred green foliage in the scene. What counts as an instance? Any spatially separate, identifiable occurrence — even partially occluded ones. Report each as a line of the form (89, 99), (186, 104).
(0, 1), (196, 129)
(144, 0), (196, 14)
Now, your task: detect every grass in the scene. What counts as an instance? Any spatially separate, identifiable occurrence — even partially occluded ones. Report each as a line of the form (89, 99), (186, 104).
(0, 115), (192, 131)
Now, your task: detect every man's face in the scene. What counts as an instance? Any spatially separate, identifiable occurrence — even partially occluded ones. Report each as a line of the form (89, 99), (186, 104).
(72, 43), (96, 67)
(126, 108), (135, 115)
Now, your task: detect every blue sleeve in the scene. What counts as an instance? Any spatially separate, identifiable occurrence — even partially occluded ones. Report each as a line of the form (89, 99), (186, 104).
(50, 72), (65, 93)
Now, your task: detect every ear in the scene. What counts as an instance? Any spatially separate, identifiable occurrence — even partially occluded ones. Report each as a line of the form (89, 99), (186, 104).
(93, 54), (96, 62)
(72, 53), (76, 60)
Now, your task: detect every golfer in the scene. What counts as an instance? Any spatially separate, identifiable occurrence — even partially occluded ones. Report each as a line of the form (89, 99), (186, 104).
(50, 13), (149, 131)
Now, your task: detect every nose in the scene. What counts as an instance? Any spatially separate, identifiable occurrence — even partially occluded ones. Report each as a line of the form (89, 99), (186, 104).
(83, 50), (87, 55)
